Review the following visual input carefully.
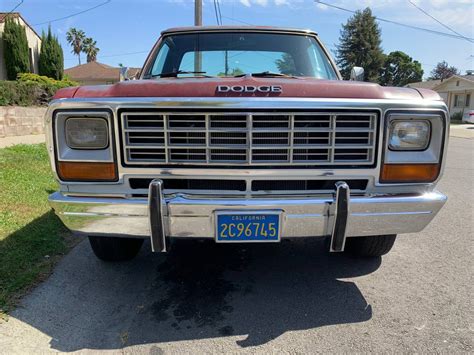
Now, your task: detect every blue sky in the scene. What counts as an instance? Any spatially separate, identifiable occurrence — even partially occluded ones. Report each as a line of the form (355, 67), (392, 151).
(2, 0), (473, 79)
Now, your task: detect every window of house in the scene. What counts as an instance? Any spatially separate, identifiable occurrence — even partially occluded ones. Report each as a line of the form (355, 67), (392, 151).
(454, 94), (464, 107)
(456, 80), (460, 86)
(466, 94), (471, 107)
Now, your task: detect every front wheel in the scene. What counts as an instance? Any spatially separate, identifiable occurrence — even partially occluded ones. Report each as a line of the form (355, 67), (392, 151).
(344, 235), (397, 257)
(88, 236), (144, 262)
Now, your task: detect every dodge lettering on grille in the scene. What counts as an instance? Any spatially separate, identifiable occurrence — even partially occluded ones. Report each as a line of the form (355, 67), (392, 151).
(217, 85), (282, 93)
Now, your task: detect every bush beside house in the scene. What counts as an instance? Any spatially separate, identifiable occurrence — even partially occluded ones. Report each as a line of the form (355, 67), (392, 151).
(0, 73), (77, 106)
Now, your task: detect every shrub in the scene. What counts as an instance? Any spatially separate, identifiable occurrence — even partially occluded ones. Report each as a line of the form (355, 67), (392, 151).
(0, 81), (42, 106)
(2, 17), (30, 80)
(0, 74), (78, 106)
(17, 73), (77, 88)
(451, 112), (463, 122)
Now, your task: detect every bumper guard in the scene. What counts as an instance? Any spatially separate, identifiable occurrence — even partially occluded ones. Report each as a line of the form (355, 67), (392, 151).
(48, 181), (447, 253)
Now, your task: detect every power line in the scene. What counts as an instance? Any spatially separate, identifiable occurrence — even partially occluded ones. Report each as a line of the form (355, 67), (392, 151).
(64, 50), (148, 61)
(216, 0), (223, 25)
(221, 15), (253, 26)
(315, 1), (474, 42)
(407, 0), (473, 43)
(213, 0), (221, 25)
(32, 0), (111, 26)
(6, 0), (23, 14)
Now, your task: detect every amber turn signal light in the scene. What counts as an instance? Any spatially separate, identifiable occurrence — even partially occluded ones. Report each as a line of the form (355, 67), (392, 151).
(380, 163), (440, 183)
(58, 162), (117, 182)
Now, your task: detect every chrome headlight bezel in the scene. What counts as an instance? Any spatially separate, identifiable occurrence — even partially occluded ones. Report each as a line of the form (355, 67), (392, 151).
(381, 111), (446, 184)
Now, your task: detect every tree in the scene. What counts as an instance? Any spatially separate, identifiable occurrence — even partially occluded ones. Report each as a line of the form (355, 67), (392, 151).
(217, 68), (244, 76)
(38, 26), (64, 80)
(335, 8), (385, 82)
(82, 37), (100, 63)
(2, 17), (30, 80)
(429, 61), (460, 80)
(379, 51), (423, 87)
(275, 53), (296, 75)
(66, 28), (85, 65)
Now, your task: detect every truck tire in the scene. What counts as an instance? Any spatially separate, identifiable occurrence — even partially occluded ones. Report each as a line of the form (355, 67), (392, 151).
(88, 236), (144, 262)
(344, 235), (397, 257)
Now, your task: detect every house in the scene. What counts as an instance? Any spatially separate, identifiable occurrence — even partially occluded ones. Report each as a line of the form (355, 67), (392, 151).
(406, 79), (441, 91)
(0, 13), (42, 80)
(407, 74), (474, 116)
(432, 75), (473, 116)
(64, 61), (141, 85)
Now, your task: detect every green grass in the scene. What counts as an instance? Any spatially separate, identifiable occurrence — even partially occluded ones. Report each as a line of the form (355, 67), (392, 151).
(0, 144), (72, 315)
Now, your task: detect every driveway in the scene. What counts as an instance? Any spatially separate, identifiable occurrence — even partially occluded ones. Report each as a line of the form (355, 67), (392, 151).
(0, 137), (472, 353)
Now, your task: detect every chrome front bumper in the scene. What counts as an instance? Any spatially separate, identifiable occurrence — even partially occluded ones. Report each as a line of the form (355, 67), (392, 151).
(48, 185), (447, 251)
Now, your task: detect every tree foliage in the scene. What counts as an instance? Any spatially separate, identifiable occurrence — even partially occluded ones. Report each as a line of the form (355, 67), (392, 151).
(379, 51), (423, 87)
(82, 37), (100, 62)
(66, 28), (86, 65)
(275, 53), (297, 75)
(2, 17), (30, 80)
(217, 68), (244, 77)
(335, 8), (384, 82)
(429, 61), (460, 80)
(38, 26), (64, 80)
(0, 74), (77, 106)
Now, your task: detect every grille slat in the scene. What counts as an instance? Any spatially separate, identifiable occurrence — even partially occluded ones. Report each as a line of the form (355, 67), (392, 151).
(122, 112), (377, 166)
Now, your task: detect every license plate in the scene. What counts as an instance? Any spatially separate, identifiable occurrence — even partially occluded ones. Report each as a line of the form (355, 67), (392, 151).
(215, 211), (281, 242)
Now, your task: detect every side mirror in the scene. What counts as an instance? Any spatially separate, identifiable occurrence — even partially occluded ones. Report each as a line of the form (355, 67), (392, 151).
(350, 66), (365, 81)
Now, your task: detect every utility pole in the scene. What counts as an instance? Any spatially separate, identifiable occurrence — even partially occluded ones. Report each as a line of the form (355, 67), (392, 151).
(194, 0), (202, 26)
(225, 50), (229, 76)
(194, 0), (202, 72)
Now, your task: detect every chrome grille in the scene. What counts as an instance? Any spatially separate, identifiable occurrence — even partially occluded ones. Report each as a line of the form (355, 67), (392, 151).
(122, 111), (377, 166)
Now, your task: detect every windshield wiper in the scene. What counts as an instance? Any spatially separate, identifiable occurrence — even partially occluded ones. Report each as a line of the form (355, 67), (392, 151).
(249, 71), (298, 78)
(149, 70), (210, 78)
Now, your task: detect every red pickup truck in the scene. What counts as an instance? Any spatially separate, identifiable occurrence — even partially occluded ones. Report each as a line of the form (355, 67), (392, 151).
(46, 26), (448, 261)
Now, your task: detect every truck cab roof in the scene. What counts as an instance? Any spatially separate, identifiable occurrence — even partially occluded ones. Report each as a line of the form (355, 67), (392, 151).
(161, 26), (318, 36)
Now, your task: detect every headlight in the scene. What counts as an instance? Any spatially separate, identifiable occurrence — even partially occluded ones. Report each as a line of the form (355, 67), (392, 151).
(65, 118), (109, 149)
(388, 120), (430, 151)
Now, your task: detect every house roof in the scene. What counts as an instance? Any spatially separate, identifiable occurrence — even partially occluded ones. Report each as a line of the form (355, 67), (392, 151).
(432, 74), (474, 90)
(64, 61), (141, 82)
(406, 74), (474, 90)
(458, 74), (474, 82)
(0, 12), (41, 40)
(406, 80), (441, 90)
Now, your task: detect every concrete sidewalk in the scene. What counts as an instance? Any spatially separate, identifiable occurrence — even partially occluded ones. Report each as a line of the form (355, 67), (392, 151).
(0, 134), (45, 148)
(449, 124), (474, 139)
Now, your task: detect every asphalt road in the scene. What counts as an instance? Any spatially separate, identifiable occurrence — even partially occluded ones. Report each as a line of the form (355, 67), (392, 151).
(1, 137), (473, 354)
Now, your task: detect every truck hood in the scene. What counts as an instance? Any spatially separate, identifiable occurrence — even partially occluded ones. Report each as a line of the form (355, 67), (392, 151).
(54, 77), (441, 101)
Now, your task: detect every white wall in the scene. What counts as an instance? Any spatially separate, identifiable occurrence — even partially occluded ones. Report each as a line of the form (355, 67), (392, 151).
(435, 78), (474, 116)
(0, 16), (42, 80)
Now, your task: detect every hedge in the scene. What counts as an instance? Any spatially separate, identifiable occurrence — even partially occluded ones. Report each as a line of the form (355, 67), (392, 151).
(0, 74), (78, 106)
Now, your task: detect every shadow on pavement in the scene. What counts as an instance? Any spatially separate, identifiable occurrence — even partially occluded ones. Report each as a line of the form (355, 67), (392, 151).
(11, 237), (380, 351)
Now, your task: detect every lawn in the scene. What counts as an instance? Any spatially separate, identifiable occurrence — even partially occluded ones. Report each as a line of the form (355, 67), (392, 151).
(0, 144), (73, 316)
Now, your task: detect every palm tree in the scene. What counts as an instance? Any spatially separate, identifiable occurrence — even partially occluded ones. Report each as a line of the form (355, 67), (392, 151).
(66, 28), (85, 65)
(82, 37), (100, 63)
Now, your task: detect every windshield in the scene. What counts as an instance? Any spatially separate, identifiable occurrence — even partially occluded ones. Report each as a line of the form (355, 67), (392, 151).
(145, 32), (338, 79)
